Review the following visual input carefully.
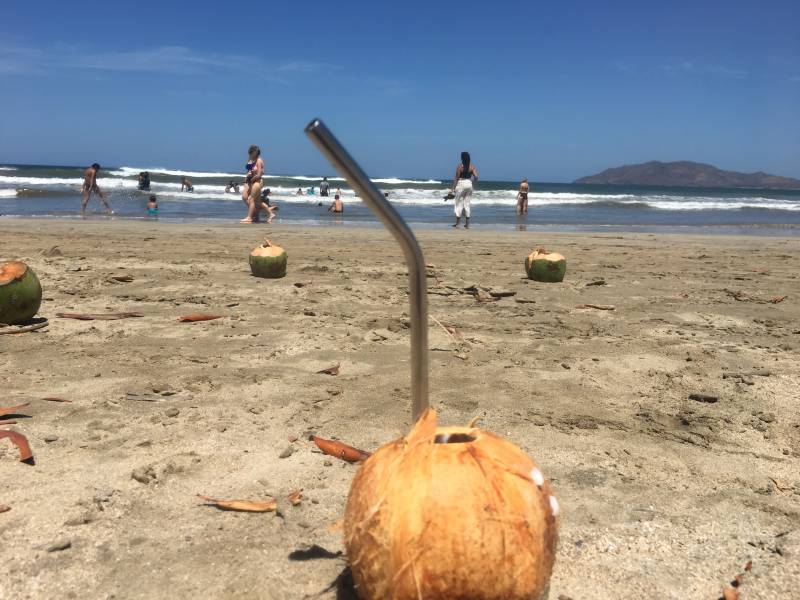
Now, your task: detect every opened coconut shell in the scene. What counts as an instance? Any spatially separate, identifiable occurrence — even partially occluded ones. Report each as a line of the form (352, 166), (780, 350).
(525, 248), (566, 283)
(249, 239), (287, 279)
(345, 409), (558, 600)
(0, 261), (42, 325)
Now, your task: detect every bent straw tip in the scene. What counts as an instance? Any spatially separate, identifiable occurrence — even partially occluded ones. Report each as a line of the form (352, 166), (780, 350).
(304, 118), (323, 133)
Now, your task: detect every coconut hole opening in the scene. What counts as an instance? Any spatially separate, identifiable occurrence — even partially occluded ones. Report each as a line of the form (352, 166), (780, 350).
(434, 433), (477, 444)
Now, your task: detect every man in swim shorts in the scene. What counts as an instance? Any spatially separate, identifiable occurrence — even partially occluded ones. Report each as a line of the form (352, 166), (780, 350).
(81, 163), (113, 213)
(319, 177), (330, 197)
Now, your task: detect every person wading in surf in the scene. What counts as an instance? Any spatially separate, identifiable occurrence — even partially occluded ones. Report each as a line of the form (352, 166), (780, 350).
(449, 152), (478, 228)
(81, 163), (113, 213)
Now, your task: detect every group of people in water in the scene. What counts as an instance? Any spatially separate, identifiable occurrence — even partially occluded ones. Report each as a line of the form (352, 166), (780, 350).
(79, 147), (533, 225)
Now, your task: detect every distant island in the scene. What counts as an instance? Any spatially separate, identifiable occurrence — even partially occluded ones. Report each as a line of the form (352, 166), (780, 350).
(574, 161), (800, 189)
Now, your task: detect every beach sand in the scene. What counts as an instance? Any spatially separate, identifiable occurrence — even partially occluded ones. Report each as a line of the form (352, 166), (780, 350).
(1, 219), (799, 599)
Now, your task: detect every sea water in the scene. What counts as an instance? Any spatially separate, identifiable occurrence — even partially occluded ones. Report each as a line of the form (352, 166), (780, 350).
(1, 164), (799, 235)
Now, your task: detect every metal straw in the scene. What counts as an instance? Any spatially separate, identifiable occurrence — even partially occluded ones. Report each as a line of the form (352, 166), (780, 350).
(305, 118), (429, 422)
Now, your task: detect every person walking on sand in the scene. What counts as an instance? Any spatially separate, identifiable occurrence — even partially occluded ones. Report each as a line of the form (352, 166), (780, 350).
(240, 145), (266, 223)
(81, 163), (113, 213)
(516, 177), (529, 215)
(449, 151), (478, 228)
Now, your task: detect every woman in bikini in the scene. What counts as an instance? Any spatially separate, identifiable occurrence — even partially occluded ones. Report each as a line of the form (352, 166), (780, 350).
(516, 177), (529, 215)
(240, 145), (265, 223)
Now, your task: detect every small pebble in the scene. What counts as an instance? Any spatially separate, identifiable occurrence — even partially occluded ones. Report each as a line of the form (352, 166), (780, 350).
(165, 408), (180, 418)
(44, 435), (59, 443)
(279, 446), (295, 459)
(323, 460), (333, 467)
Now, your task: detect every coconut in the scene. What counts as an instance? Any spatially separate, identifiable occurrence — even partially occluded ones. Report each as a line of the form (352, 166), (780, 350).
(0, 261), (42, 325)
(345, 409), (558, 600)
(525, 248), (566, 283)
(249, 239), (287, 279)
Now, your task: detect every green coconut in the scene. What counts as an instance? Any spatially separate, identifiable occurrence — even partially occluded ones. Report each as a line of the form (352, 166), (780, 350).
(525, 248), (566, 283)
(0, 261), (43, 324)
(249, 239), (287, 279)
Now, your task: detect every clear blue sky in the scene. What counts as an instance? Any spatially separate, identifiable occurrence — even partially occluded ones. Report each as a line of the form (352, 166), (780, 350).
(1, 0), (798, 181)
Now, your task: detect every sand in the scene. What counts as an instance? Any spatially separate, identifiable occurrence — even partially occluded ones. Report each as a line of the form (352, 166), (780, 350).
(1, 219), (799, 599)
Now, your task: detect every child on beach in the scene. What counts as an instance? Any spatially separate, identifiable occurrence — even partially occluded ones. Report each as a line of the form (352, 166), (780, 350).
(328, 194), (344, 213)
(147, 195), (158, 216)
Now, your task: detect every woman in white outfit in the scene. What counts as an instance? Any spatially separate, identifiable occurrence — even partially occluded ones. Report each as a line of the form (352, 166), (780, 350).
(450, 151), (478, 228)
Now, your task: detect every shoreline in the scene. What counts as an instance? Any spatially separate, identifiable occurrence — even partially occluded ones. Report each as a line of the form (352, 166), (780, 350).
(2, 215), (800, 237)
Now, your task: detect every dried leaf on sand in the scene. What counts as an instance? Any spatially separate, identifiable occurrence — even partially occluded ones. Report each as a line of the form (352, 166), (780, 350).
(0, 403), (29, 419)
(178, 314), (223, 322)
(316, 363), (340, 376)
(57, 312), (143, 320)
(288, 489), (303, 506)
(197, 495), (277, 512)
(310, 436), (370, 463)
(0, 505), (10, 513)
(42, 397), (72, 403)
(0, 429), (34, 463)
(770, 295), (787, 304)
(575, 304), (616, 311)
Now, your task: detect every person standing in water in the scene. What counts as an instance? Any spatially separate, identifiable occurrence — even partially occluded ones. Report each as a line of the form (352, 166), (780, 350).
(319, 177), (330, 197)
(516, 177), (529, 215)
(240, 145), (265, 223)
(147, 195), (158, 217)
(138, 171), (151, 191)
(449, 151), (478, 228)
(81, 163), (113, 213)
(181, 177), (194, 192)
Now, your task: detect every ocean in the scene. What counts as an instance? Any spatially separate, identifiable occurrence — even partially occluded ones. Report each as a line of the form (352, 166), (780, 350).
(2, 164), (799, 234)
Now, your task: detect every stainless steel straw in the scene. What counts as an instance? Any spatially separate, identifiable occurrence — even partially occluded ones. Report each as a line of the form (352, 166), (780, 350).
(305, 118), (429, 421)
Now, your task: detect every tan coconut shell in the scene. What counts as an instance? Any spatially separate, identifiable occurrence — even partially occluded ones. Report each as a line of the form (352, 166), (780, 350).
(345, 409), (558, 600)
(527, 248), (565, 264)
(250, 239), (285, 258)
(0, 261), (28, 284)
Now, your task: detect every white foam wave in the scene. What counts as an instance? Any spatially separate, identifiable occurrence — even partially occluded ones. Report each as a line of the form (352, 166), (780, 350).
(0, 166), (18, 171)
(109, 166), (243, 178)
(0, 188), (17, 197)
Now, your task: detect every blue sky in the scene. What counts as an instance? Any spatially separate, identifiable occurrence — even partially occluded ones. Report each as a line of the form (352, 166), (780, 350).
(1, 0), (798, 181)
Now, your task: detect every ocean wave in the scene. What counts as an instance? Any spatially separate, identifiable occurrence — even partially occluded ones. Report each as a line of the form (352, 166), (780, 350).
(0, 188), (17, 197)
(109, 166), (243, 178)
(0, 166), (18, 171)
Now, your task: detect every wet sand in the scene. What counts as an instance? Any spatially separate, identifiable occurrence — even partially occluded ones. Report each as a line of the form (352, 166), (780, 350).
(1, 219), (799, 599)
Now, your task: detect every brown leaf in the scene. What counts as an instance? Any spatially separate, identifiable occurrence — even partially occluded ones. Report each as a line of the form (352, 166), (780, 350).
(42, 397), (72, 403)
(575, 304), (616, 311)
(0, 429), (34, 463)
(57, 312), (144, 320)
(770, 295), (787, 304)
(316, 363), (340, 376)
(0, 321), (49, 334)
(0, 403), (29, 419)
(0, 505), (10, 514)
(722, 587), (739, 600)
(197, 494), (277, 512)
(288, 489), (303, 506)
(311, 436), (370, 463)
(178, 314), (223, 322)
